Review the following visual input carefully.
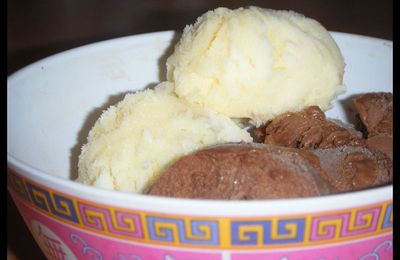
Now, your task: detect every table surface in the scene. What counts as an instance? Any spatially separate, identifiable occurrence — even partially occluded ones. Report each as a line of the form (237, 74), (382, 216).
(7, 0), (392, 259)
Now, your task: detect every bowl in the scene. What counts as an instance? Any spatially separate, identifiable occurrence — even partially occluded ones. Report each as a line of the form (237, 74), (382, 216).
(7, 31), (393, 259)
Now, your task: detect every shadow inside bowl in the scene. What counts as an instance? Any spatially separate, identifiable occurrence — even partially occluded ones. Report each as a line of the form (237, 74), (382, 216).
(158, 31), (181, 82)
(338, 93), (365, 127)
(69, 91), (131, 180)
(69, 83), (158, 180)
(69, 31), (181, 181)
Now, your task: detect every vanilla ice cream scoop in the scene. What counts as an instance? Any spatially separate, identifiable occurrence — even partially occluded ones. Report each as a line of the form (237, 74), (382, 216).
(77, 82), (251, 192)
(167, 6), (345, 125)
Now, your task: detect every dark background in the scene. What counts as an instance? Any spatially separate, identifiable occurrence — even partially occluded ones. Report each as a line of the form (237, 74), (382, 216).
(7, 0), (393, 259)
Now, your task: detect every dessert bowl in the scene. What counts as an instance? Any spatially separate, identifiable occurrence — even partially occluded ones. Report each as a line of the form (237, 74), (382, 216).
(7, 31), (392, 259)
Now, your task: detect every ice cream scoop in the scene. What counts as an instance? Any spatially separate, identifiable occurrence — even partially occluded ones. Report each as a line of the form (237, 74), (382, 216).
(147, 143), (334, 199)
(308, 146), (392, 192)
(353, 92), (393, 160)
(167, 6), (345, 125)
(77, 82), (251, 192)
(262, 106), (365, 149)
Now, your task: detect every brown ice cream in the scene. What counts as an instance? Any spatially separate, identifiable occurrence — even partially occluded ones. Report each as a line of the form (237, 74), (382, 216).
(262, 106), (365, 149)
(353, 92), (393, 159)
(366, 136), (392, 160)
(148, 92), (393, 200)
(303, 146), (392, 193)
(353, 92), (393, 136)
(147, 144), (333, 199)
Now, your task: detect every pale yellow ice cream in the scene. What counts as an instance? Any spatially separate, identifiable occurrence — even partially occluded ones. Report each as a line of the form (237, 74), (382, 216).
(167, 6), (345, 125)
(77, 82), (251, 192)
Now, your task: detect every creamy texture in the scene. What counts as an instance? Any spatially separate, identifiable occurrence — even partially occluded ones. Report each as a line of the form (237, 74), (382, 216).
(77, 82), (251, 192)
(366, 136), (392, 160)
(77, 5), (391, 197)
(353, 92), (393, 136)
(146, 92), (393, 199)
(353, 92), (393, 160)
(167, 6), (345, 125)
(147, 142), (392, 199)
(262, 106), (364, 149)
(147, 144), (333, 199)
(309, 146), (392, 192)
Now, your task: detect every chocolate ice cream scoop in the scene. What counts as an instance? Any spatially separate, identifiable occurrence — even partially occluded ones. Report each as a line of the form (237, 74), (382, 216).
(353, 92), (393, 160)
(262, 106), (364, 149)
(353, 92), (392, 136)
(307, 146), (392, 193)
(366, 136), (392, 160)
(147, 144), (333, 200)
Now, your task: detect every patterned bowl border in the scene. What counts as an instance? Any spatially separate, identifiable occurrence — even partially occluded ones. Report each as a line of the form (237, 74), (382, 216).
(7, 168), (392, 250)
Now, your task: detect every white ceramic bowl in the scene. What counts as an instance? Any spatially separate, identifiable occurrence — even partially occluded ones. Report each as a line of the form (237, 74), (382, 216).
(7, 31), (393, 260)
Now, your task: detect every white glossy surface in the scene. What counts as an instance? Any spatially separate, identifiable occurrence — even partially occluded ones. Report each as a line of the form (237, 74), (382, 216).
(7, 31), (392, 215)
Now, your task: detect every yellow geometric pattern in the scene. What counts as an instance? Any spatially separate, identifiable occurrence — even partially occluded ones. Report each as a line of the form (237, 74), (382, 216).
(7, 168), (393, 249)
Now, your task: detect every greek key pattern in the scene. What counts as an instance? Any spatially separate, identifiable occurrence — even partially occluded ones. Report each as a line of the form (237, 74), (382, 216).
(26, 182), (79, 223)
(7, 169), (393, 249)
(381, 204), (393, 229)
(231, 219), (305, 246)
(146, 216), (219, 245)
(78, 202), (143, 238)
(310, 207), (381, 241)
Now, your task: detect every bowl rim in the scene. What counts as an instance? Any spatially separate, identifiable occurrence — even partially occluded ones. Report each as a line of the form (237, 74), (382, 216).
(7, 152), (393, 213)
(7, 30), (393, 211)
(6, 30), (393, 81)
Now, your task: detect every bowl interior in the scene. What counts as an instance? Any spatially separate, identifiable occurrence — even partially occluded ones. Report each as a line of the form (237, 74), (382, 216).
(7, 31), (393, 183)
(7, 31), (179, 179)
